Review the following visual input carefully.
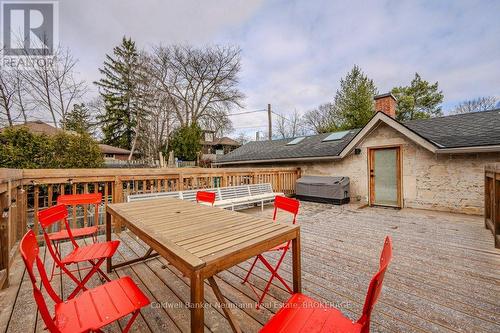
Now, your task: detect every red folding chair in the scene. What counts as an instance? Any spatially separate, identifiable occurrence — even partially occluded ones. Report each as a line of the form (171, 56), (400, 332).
(38, 204), (120, 300)
(20, 230), (150, 333)
(55, 193), (102, 243)
(45, 193), (102, 280)
(242, 195), (300, 308)
(196, 190), (216, 206)
(260, 236), (393, 333)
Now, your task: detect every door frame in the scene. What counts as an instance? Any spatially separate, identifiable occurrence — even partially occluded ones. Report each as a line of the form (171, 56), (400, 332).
(368, 145), (403, 208)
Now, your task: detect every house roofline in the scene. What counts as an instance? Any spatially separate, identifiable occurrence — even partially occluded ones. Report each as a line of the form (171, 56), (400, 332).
(214, 155), (342, 165)
(435, 145), (500, 154)
(338, 112), (439, 157)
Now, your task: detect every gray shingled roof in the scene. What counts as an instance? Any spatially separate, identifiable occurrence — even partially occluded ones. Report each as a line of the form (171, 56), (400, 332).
(217, 109), (500, 163)
(403, 108), (500, 148)
(217, 129), (360, 163)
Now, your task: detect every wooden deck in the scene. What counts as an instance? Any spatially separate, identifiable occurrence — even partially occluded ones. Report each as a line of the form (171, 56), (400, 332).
(1, 202), (500, 333)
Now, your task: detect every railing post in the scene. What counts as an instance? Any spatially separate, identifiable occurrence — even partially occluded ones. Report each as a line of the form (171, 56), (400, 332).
(0, 190), (9, 289)
(495, 173), (499, 248)
(277, 172), (282, 193)
(222, 172), (227, 187)
(113, 176), (123, 233)
(178, 173), (184, 191)
(17, 183), (26, 241)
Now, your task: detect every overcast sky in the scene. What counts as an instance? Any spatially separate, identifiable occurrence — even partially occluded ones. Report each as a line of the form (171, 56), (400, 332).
(60, 0), (500, 137)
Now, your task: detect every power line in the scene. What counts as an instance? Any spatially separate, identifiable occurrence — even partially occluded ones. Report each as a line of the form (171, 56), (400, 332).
(227, 109), (267, 116)
(232, 125), (267, 129)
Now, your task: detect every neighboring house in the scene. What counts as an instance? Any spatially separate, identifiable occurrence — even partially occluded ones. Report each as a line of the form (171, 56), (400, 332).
(201, 130), (241, 162)
(0, 121), (135, 162)
(98, 144), (133, 161)
(216, 94), (500, 215)
(0, 120), (77, 136)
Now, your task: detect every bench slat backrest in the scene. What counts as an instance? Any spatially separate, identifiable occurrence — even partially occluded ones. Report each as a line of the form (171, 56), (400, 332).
(127, 191), (180, 202)
(127, 183), (274, 203)
(249, 183), (273, 196)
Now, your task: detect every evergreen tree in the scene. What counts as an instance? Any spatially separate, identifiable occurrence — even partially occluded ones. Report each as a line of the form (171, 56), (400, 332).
(61, 103), (93, 134)
(169, 124), (202, 161)
(334, 65), (378, 130)
(95, 36), (146, 151)
(391, 73), (444, 121)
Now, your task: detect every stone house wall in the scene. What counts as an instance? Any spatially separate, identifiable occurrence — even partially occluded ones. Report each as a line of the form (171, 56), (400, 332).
(235, 123), (500, 215)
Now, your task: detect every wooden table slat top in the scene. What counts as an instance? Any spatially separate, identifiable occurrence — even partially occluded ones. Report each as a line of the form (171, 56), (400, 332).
(107, 197), (299, 270)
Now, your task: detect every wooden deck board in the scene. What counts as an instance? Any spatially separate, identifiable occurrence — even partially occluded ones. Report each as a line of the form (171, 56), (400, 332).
(1, 202), (500, 333)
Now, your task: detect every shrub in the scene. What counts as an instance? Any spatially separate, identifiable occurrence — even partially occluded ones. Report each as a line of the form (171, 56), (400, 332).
(0, 127), (104, 168)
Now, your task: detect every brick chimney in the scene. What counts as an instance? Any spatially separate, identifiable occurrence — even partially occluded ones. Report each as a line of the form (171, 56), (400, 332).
(374, 93), (397, 118)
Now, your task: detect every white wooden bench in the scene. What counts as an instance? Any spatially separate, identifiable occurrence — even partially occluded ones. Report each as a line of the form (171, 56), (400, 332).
(127, 183), (283, 211)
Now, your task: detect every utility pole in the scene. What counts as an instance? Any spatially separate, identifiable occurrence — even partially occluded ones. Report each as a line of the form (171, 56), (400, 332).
(267, 103), (272, 140)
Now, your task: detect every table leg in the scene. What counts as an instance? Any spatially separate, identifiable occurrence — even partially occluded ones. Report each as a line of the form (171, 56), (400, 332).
(190, 271), (204, 333)
(292, 230), (301, 293)
(208, 277), (242, 333)
(106, 210), (112, 273)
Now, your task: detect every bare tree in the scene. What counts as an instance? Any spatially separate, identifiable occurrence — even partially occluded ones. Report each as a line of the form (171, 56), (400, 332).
(235, 131), (251, 145)
(0, 69), (17, 126)
(139, 92), (177, 160)
(274, 110), (306, 139)
(147, 44), (244, 126)
(13, 75), (31, 123)
(137, 52), (178, 160)
(18, 47), (86, 127)
(303, 102), (340, 134)
(453, 96), (498, 114)
(199, 108), (234, 137)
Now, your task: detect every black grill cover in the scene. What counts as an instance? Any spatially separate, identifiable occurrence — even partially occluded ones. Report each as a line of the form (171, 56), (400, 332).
(296, 176), (350, 202)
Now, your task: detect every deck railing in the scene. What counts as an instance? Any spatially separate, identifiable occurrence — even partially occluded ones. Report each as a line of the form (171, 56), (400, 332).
(0, 166), (301, 288)
(485, 163), (500, 248)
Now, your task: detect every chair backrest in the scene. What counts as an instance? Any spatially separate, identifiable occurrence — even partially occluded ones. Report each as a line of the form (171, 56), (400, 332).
(218, 185), (250, 200)
(37, 205), (78, 257)
(273, 196), (300, 224)
(196, 191), (216, 205)
(20, 230), (62, 332)
(237, 185), (251, 198)
(358, 236), (393, 332)
(37, 204), (69, 230)
(57, 193), (102, 227)
(57, 193), (102, 205)
(127, 191), (180, 202)
(180, 189), (198, 201)
(249, 183), (274, 196)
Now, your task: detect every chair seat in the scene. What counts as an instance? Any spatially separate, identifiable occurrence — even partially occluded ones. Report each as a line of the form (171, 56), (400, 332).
(260, 293), (362, 333)
(54, 277), (150, 333)
(48, 226), (98, 242)
(61, 241), (120, 264)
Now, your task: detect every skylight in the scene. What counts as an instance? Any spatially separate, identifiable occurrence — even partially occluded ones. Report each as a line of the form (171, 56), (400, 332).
(322, 130), (350, 142)
(287, 137), (305, 145)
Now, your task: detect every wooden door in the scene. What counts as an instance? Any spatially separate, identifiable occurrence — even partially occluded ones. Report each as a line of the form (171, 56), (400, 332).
(369, 147), (402, 207)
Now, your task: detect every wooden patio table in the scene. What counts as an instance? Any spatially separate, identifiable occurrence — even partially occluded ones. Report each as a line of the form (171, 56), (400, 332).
(106, 197), (301, 333)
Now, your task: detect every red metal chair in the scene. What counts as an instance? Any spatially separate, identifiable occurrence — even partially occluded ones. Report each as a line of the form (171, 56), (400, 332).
(196, 190), (216, 206)
(54, 193), (102, 243)
(242, 195), (300, 308)
(46, 193), (102, 280)
(38, 204), (120, 299)
(20, 230), (149, 333)
(260, 236), (393, 333)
